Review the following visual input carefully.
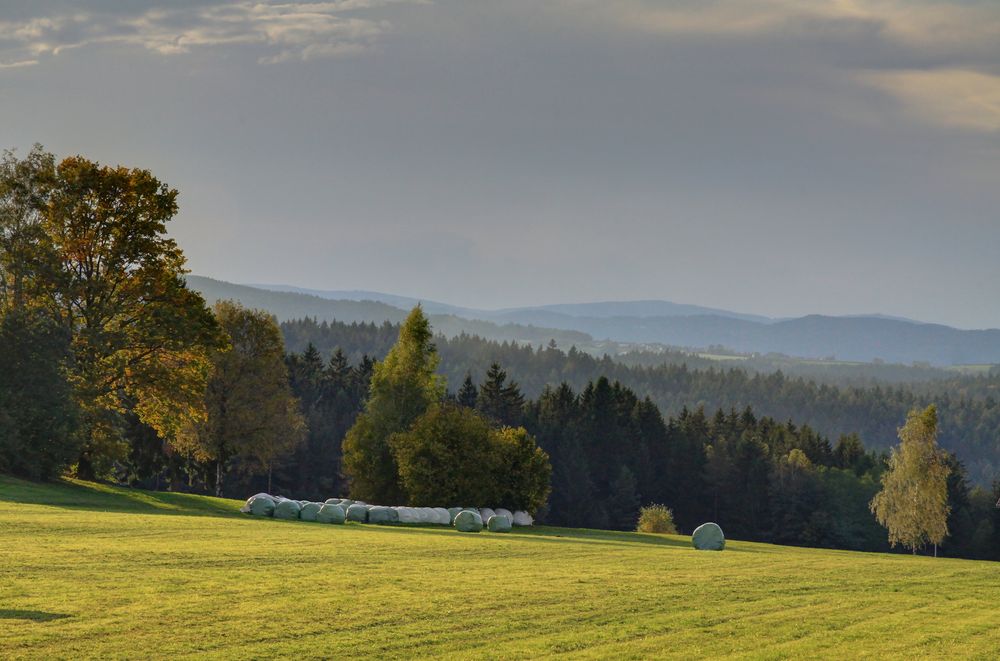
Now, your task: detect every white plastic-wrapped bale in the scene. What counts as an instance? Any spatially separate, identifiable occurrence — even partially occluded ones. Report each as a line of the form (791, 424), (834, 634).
(316, 503), (346, 524)
(393, 507), (413, 524)
(346, 503), (369, 523)
(368, 506), (394, 524)
(691, 522), (726, 550)
(299, 502), (323, 522)
(493, 508), (513, 524)
(246, 494), (275, 516)
(241, 493), (269, 513)
(487, 515), (512, 532)
(387, 507), (400, 523)
(339, 499), (355, 509)
(432, 507), (451, 525)
(512, 511), (533, 526)
(454, 510), (483, 532)
(274, 499), (302, 520)
(418, 508), (434, 524)
(447, 507), (463, 524)
(479, 508), (496, 525)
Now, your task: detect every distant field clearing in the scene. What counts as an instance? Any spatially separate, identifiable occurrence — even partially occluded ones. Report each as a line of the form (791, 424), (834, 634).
(1, 477), (998, 659)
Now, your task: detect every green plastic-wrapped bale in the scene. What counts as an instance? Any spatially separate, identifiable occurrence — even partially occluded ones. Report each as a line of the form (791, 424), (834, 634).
(300, 502), (322, 522)
(248, 495), (275, 517)
(691, 522), (726, 550)
(346, 503), (369, 523)
(368, 506), (393, 524)
(487, 515), (512, 533)
(316, 504), (346, 524)
(274, 499), (302, 521)
(324, 498), (343, 505)
(454, 510), (483, 532)
(447, 507), (463, 524)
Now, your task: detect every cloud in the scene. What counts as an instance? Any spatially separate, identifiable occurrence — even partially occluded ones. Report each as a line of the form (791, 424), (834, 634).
(558, 0), (1000, 132)
(0, 1), (415, 68)
(862, 68), (1000, 132)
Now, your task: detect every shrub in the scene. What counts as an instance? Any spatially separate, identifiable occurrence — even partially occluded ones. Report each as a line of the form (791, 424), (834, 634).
(637, 504), (678, 534)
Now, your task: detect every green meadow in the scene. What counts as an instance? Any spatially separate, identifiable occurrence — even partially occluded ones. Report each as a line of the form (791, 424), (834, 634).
(2, 477), (998, 660)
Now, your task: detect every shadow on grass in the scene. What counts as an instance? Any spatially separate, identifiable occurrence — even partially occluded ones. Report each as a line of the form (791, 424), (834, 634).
(0, 609), (72, 622)
(0, 476), (241, 519)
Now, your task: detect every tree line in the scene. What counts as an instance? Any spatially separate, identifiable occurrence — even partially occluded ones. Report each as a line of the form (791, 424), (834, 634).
(281, 317), (1000, 485)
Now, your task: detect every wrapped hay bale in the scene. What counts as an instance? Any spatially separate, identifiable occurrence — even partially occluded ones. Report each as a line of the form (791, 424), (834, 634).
(387, 507), (400, 523)
(479, 508), (496, 525)
(691, 522), (725, 551)
(512, 511), (533, 526)
(432, 508), (451, 525)
(246, 494), (276, 517)
(394, 507), (415, 524)
(447, 507), (463, 524)
(300, 502), (323, 522)
(346, 503), (369, 523)
(339, 499), (355, 509)
(493, 508), (513, 524)
(417, 508), (434, 524)
(324, 498), (343, 505)
(487, 515), (512, 533)
(241, 493), (270, 514)
(454, 510), (483, 532)
(274, 499), (302, 520)
(368, 506), (393, 524)
(317, 503), (346, 524)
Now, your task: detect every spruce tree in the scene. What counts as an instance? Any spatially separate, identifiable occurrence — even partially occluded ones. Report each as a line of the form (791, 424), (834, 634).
(342, 306), (444, 503)
(457, 372), (478, 409)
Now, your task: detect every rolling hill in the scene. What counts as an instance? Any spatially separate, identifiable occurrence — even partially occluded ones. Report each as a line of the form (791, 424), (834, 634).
(198, 277), (1000, 366)
(3, 476), (998, 658)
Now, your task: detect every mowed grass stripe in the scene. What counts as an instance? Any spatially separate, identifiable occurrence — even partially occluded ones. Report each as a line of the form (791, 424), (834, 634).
(2, 477), (998, 659)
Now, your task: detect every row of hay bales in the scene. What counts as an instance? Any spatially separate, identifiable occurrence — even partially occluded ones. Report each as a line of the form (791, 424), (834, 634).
(241, 493), (533, 533)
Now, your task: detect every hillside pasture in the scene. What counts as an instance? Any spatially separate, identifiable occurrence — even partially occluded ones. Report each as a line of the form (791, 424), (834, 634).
(1, 477), (998, 659)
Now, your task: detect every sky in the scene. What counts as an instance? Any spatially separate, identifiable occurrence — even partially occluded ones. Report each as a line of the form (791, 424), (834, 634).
(1, 1), (999, 328)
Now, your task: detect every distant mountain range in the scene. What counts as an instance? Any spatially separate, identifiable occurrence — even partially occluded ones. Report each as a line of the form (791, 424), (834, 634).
(189, 276), (1000, 366)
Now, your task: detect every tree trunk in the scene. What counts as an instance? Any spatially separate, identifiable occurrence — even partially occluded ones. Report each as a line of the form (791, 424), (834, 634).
(215, 461), (224, 498)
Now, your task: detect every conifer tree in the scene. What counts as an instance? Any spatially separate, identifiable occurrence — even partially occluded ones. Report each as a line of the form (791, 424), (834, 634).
(457, 372), (478, 409)
(477, 362), (525, 426)
(342, 306), (444, 503)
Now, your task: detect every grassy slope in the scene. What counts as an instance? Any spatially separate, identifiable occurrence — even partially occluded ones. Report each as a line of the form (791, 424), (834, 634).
(1, 477), (997, 660)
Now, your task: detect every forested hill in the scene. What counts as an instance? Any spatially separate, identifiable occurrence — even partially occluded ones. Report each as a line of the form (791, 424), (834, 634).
(282, 318), (1000, 485)
(188, 276), (590, 347)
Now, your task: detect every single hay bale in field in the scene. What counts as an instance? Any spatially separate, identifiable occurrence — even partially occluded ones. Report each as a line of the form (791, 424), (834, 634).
(479, 508), (496, 525)
(493, 508), (513, 524)
(447, 507), (463, 524)
(512, 511), (533, 526)
(316, 503), (346, 524)
(300, 502), (323, 522)
(454, 510), (483, 532)
(432, 508), (451, 525)
(368, 506), (394, 524)
(346, 503), (369, 523)
(247, 494), (275, 516)
(487, 515), (512, 533)
(274, 499), (302, 521)
(691, 522), (725, 551)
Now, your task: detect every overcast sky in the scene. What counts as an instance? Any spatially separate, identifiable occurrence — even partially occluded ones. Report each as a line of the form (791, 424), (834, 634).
(2, 1), (998, 327)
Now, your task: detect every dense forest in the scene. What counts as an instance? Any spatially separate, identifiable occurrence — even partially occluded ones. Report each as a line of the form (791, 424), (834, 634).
(282, 317), (1000, 485)
(242, 342), (1000, 560)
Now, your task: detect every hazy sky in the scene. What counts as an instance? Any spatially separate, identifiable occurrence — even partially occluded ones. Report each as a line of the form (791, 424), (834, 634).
(2, 1), (999, 328)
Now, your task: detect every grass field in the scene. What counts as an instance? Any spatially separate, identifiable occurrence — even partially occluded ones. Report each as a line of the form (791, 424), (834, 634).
(2, 477), (998, 659)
